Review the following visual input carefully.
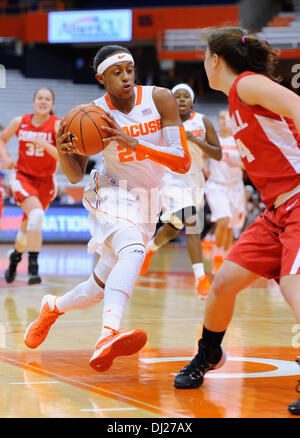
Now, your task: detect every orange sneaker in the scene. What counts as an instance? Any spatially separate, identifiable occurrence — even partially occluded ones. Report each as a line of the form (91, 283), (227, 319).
(196, 275), (211, 299)
(24, 295), (64, 349)
(89, 328), (147, 372)
(139, 250), (156, 276)
(213, 255), (224, 273)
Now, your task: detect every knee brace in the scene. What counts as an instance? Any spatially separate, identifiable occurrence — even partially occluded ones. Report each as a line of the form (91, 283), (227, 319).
(83, 274), (105, 305)
(94, 257), (116, 286)
(107, 226), (145, 255)
(56, 274), (104, 312)
(118, 243), (146, 265)
(26, 208), (44, 232)
(105, 228), (146, 299)
(105, 243), (145, 300)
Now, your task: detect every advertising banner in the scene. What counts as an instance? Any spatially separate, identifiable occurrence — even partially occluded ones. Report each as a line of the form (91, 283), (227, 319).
(48, 9), (132, 43)
(0, 205), (90, 243)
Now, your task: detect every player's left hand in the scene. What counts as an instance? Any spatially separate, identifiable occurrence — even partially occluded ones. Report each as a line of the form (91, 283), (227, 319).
(34, 135), (49, 149)
(55, 121), (74, 154)
(100, 112), (138, 151)
(186, 131), (196, 141)
(1, 156), (15, 169)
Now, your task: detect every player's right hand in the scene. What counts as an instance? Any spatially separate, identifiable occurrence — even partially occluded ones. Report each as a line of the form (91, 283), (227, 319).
(1, 156), (15, 169)
(56, 121), (74, 154)
(100, 112), (138, 151)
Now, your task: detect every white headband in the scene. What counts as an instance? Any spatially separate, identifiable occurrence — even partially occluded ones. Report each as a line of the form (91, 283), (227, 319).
(171, 83), (195, 102)
(97, 53), (134, 75)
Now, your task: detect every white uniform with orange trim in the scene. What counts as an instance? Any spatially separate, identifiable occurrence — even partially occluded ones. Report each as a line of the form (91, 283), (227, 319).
(160, 110), (206, 224)
(205, 133), (246, 228)
(83, 85), (172, 258)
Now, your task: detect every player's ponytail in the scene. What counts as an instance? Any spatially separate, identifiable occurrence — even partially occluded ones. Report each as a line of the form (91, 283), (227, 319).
(202, 26), (280, 82)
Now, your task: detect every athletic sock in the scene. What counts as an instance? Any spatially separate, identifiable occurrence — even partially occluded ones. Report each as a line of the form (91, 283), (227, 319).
(96, 227), (145, 342)
(213, 244), (224, 257)
(198, 325), (226, 364)
(28, 252), (39, 275)
(10, 249), (23, 262)
(204, 233), (215, 242)
(98, 240), (145, 341)
(192, 262), (205, 279)
(147, 238), (160, 252)
(100, 290), (129, 340)
(55, 275), (104, 312)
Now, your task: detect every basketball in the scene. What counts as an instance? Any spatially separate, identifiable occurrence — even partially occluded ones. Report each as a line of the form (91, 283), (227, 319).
(62, 104), (111, 155)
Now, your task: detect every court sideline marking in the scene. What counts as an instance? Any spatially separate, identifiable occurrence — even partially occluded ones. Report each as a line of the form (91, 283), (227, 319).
(0, 354), (190, 418)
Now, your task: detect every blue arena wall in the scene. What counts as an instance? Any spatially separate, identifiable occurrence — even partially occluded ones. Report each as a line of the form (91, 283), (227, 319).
(0, 205), (91, 243)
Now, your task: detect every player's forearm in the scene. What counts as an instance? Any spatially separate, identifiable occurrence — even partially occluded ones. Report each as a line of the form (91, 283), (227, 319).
(0, 138), (11, 159)
(226, 156), (242, 167)
(42, 142), (59, 161)
(192, 138), (222, 161)
(58, 151), (87, 184)
(223, 149), (242, 167)
(135, 126), (191, 173)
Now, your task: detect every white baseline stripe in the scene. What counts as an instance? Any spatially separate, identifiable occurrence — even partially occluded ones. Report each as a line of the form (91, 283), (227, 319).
(10, 381), (61, 385)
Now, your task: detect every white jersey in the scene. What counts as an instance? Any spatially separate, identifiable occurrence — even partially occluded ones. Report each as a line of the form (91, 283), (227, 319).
(82, 85), (169, 253)
(208, 134), (243, 184)
(164, 110), (206, 181)
(184, 111), (207, 174)
(93, 85), (166, 191)
(160, 111), (206, 220)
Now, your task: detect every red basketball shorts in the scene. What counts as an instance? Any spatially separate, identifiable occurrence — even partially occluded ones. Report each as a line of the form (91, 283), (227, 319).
(226, 192), (300, 280)
(10, 169), (57, 211)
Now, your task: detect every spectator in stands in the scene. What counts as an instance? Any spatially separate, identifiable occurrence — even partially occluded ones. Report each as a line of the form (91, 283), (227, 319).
(0, 88), (60, 284)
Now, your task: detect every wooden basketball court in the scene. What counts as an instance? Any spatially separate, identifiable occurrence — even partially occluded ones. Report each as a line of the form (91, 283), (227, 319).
(0, 239), (299, 418)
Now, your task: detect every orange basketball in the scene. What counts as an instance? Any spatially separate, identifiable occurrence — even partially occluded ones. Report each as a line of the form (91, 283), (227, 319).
(62, 104), (111, 156)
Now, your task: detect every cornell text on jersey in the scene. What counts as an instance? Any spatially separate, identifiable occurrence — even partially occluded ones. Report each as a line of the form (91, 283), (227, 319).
(230, 110), (248, 135)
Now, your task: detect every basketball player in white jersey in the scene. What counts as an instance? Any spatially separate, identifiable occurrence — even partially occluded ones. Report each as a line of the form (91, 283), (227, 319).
(140, 83), (221, 298)
(23, 45), (191, 373)
(205, 109), (246, 273)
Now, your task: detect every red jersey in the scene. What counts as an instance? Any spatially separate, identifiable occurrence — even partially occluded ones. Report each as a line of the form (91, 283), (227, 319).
(228, 71), (300, 208)
(16, 114), (59, 178)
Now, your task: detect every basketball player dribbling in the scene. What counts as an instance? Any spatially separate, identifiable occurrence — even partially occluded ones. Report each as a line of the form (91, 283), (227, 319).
(173, 27), (300, 402)
(0, 88), (60, 284)
(23, 45), (191, 372)
(140, 83), (222, 298)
